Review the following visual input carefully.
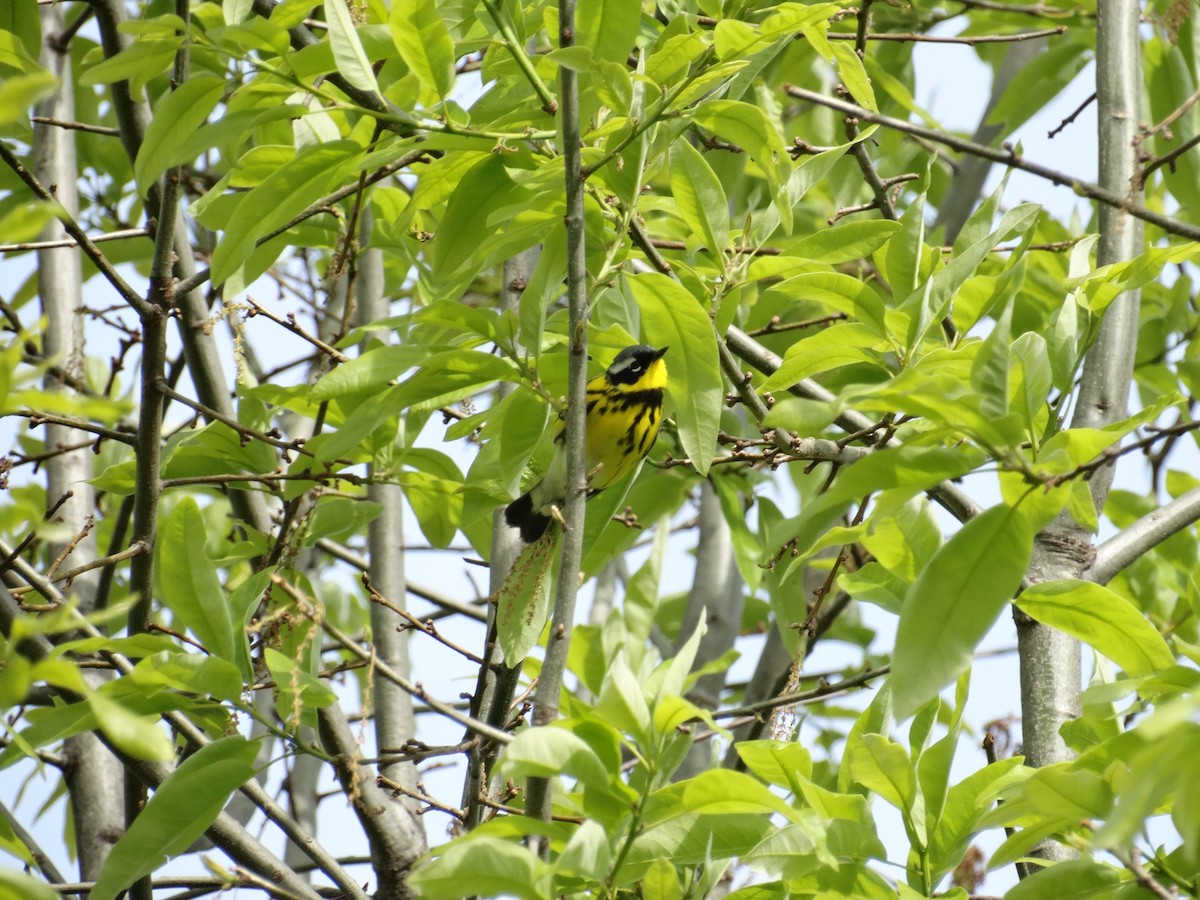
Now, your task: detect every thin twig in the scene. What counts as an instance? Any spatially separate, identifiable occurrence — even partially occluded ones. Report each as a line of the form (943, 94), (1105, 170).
(782, 84), (1200, 242)
(271, 575), (512, 744)
(1109, 849), (1176, 900)
(0, 227), (148, 253)
(713, 664), (890, 720)
(7, 410), (137, 446)
(242, 296), (348, 363)
(0, 142), (151, 316)
(29, 116), (121, 136)
(363, 574), (486, 665)
(1141, 132), (1200, 182)
(376, 775), (465, 821)
(1048, 91), (1096, 138)
(825, 25), (1068, 43)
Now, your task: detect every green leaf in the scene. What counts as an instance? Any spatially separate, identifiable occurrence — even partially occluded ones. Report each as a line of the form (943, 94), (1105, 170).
(558, 820), (612, 882)
(987, 37), (1092, 134)
(409, 835), (552, 899)
(760, 322), (885, 392)
(637, 858), (683, 900)
(497, 537), (556, 666)
(693, 99), (792, 233)
(263, 647), (338, 728)
(129, 651), (243, 703)
(626, 273), (722, 476)
(79, 39), (179, 90)
(929, 757), (1029, 877)
(324, 0), (382, 95)
(399, 470), (462, 548)
(1011, 332), (1052, 438)
(890, 504), (1033, 718)
(0, 869), (59, 900)
(85, 692), (173, 763)
(577, 0), (641, 63)
(619, 812), (773, 877)
(885, 193), (927, 298)
(847, 734), (916, 814)
(90, 737), (260, 900)
(744, 816), (840, 879)
(305, 497), (383, 544)
(0, 71), (57, 127)
(156, 497), (237, 663)
(1003, 858), (1123, 900)
(831, 41), (876, 110)
(596, 651), (652, 742)
(777, 444), (985, 578)
(643, 769), (798, 824)
(669, 139), (730, 254)
(428, 155), (535, 282)
(1015, 580), (1175, 678)
(389, 0), (455, 102)
(209, 140), (362, 287)
(763, 272), (887, 337)
(500, 725), (611, 789)
(309, 344), (448, 399)
(783, 220), (901, 267)
(901, 203), (1041, 350)
(969, 298), (1012, 418)
(736, 741), (812, 792)
(134, 75), (225, 197)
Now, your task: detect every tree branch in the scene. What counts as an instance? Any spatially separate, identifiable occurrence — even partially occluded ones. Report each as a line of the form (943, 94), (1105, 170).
(782, 84), (1200, 242)
(1085, 486), (1200, 585)
(525, 0), (589, 839)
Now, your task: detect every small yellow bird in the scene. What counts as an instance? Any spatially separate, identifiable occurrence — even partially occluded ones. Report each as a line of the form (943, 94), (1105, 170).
(505, 344), (669, 542)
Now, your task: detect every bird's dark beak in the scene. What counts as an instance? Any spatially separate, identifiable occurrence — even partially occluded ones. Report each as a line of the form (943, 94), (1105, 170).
(654, 346), (669, 359)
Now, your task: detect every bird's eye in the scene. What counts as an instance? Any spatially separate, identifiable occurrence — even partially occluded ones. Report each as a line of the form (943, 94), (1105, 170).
(632, 364), (643, 372)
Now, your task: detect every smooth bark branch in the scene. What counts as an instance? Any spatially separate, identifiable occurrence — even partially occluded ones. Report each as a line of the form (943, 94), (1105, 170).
(1086, 486), (1200, 585)
(1018, 0), (1143, 867)
(317, 707), (424, 900)
(464, 248), (538, 829)
(34, 4), (123, 881)
(525, 0), (589, 837)
(782, 85), (1200, 243)
(358, 232), (421, 811)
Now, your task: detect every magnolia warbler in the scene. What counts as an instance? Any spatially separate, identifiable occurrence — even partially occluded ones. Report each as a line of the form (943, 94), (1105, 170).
(505, 344), (669, 542)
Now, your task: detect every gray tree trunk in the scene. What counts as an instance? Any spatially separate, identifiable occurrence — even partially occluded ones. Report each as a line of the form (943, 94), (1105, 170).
(35, 6), (123, 878)
(1017, 0), (1143, 863)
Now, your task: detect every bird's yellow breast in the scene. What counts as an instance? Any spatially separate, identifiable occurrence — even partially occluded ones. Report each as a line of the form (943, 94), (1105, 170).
(583, 365), (665, 490)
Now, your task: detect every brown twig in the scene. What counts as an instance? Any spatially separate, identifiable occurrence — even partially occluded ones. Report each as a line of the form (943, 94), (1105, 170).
(1109, 849), (1176, 900)
(240, 297), (349, 363)
(0, 227), (148, 253)
(363, 574), (487, 665)
(1143, 85), (1200, 139)
(825, 25), (1068, 43)
(377, 775), (465, 821)
(476, 795), (586, 824)
(0, 142), (152, 316)
(1048, 91), (1096, 138)
(953, 0), (1091, 16)
(1141, 132), (1200, 182)
(28, 116), (119, 136)
(782, 84), (1200, 242)
(713, 664), (890, 720)
(8, 410), (137, 446)
(1042, 418), (1200, 488)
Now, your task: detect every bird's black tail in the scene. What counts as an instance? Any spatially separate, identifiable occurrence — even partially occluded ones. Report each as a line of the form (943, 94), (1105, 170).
(504, 492), (551, 543)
